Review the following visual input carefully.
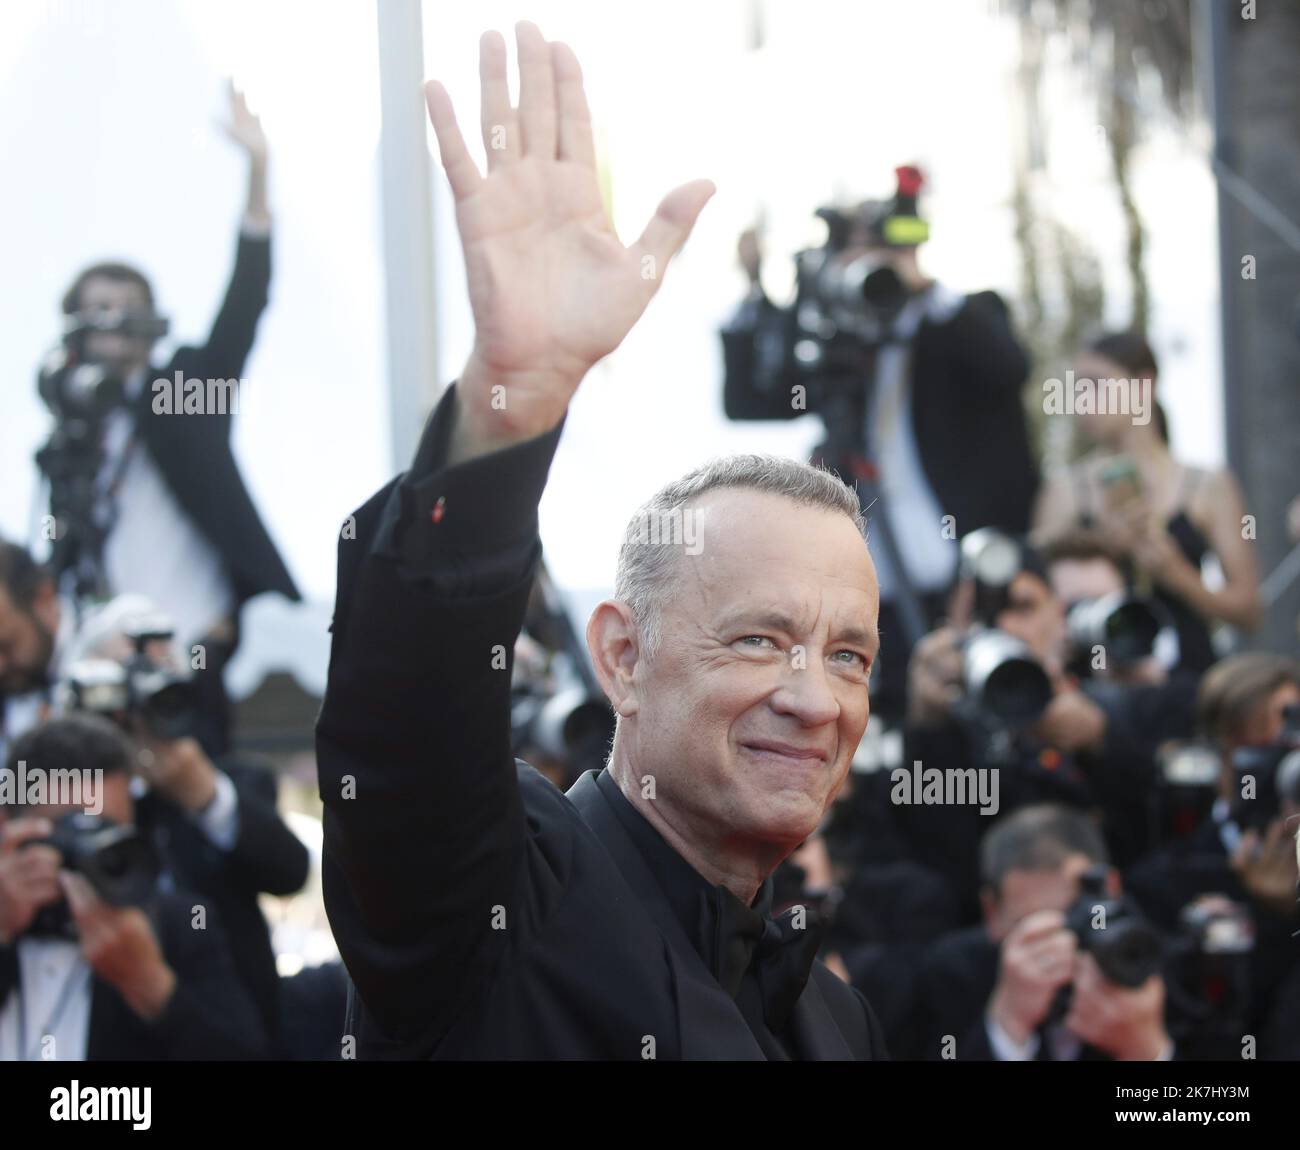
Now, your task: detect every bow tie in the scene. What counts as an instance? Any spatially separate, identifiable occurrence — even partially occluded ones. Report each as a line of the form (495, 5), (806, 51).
(703, 888), (824, 1032)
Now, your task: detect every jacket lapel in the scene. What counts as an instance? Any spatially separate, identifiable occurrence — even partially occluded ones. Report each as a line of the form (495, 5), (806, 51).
(565, 770), (765, 1060)
(786, 968), (854, 1060)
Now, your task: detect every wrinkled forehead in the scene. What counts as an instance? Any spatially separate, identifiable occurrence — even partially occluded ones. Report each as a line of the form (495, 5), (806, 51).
(673, 489), (878, 628)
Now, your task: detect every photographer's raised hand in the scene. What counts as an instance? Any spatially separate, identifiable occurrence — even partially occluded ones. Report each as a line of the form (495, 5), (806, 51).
(222, 79), (270, 230)
(424, 22), (714, 464)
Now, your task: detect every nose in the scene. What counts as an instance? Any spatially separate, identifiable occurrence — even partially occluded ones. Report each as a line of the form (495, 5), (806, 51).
(769, 656), (841, 728)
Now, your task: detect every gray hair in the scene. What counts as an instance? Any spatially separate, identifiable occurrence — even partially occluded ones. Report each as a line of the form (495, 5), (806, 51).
(613, 454), (865, 659)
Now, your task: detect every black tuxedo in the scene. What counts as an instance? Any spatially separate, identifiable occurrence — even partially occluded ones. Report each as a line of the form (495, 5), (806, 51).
(316, 382), (888, 1060)
(0, 888), (269, 1060)
(130, 232), (298, 607)
(136, 760), (309, 1051)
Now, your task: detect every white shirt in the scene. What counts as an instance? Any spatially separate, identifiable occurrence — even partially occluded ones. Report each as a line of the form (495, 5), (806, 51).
(0, 939), (93, 1061)
(96, 369), (234, 651)
(866, 285), (964, 601)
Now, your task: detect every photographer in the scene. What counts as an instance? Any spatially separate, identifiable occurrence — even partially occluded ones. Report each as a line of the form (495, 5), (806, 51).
(37, 83), (299, 756)
(60, 594), (310, 1054)
(871, 530), (1203, 918)
(909, 805), (1172, 1061)
(0, 714), (267, 1060)
(721, 169), (1037, 720)
(1124, 653), (1300, 1052)
(857, 540), (1097, 923)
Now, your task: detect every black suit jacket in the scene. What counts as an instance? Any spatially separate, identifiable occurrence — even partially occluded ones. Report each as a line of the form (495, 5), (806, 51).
(130, 232), (298, 607)
(316, 384), (887, 1060)
(0, 888), (269, 1060)
(722, 287), (1038, 537)
(137, 760), (309, 1050)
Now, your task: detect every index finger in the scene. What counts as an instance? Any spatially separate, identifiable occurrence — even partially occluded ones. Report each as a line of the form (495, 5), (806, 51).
(1009, 908), (1068, 945)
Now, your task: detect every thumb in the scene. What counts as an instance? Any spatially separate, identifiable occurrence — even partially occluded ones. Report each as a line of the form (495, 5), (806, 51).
(631, 179), (715, 283)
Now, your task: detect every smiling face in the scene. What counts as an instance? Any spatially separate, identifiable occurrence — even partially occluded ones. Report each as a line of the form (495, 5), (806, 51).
(599, 488), (879, 858)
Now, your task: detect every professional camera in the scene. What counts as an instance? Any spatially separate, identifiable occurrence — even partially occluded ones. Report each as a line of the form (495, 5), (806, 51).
(1065, 592), (1175, 677)
(1229, 703), (1300, 830)
(35, 310), (169, 601)
(25, 812), (159, 938)
(956, 528), (1053, 731)
(1150, 741), (1221, 845)
(510, 651), (614, 772)
(1164, 897), (1254, 1056)
(59, 615), (197, 740)
(1063, 864), (1164, 988)
(509, 562), (615, 785)
(962, 629), (1053, 729)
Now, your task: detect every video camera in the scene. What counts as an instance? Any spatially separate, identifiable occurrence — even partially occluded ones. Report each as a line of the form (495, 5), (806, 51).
(35, 309), (170, 602)
(784, 167), (930, 408)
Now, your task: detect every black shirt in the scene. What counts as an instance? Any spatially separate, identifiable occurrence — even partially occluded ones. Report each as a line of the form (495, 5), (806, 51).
(593, 768), (818, 1059)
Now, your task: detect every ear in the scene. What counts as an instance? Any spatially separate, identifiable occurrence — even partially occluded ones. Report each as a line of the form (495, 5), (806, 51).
(587, 600), (643, 719)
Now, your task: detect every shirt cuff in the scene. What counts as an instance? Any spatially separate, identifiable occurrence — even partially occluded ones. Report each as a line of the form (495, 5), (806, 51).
(239, 216), (272, 240)
(985, 1012), (1041, 1061)
(191, 770), (240, 851)
(374, 380), (566, 577)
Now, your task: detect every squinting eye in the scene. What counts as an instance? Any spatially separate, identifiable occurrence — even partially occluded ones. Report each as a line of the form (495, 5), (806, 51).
(833, 650), (870, 668)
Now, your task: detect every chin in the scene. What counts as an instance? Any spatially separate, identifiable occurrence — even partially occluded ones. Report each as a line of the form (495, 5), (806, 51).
(744, 792), (825, 845)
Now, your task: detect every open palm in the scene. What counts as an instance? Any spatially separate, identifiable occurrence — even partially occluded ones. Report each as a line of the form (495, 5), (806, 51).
(425, 23), (714, 442)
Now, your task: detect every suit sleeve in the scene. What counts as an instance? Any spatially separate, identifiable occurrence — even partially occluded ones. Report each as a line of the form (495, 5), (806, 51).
(944, 290), (1030, 400)
(221, 763), (311, 897)
(315, 380), (564, 1043)
(146, 894), (271, 1060)
(195, 231), (272, 381)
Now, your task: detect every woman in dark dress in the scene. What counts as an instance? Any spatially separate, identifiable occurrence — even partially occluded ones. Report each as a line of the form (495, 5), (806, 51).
(1033, 332), (1261, 674)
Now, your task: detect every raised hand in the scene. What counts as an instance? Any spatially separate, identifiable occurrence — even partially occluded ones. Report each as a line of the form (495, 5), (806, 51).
(424, 22), (715, 462)
(221, 79), (268, 163)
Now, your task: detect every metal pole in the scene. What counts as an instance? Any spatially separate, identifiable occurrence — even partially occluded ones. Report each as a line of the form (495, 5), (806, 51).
(376, 0), (439, 470)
